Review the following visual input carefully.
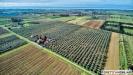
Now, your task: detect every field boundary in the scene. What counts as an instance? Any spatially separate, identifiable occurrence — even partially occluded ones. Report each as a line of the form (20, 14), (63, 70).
(0, 33), (13, 39)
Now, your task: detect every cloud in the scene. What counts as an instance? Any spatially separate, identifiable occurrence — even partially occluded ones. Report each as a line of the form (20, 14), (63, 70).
(0, 0), (58, 3)
(0, 0), (132, 8)
(0, 2), (44, 6)
(0, 0), (132, 4)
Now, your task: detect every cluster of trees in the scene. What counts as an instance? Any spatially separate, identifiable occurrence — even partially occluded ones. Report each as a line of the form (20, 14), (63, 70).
(11, 17), (23, 22)
(102, 21), (133, 36)
(11, 17), (24, 27)
(52, 12), (86, 17)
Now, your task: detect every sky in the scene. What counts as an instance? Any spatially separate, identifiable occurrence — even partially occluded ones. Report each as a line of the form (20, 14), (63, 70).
(0, 0), (133, 9)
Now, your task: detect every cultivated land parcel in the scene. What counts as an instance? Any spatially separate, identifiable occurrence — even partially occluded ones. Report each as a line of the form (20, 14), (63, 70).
(0, 9), (133, 75)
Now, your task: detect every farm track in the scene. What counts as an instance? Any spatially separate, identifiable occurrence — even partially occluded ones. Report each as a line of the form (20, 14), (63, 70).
(104, 32), (119, 70)
(0, 33), (13, 39)
(0, 44), (82, 75)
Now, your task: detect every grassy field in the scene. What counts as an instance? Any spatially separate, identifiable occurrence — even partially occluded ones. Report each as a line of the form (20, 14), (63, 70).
(119, 34), (133, 69)
(107, 15), (133, 24)
(66, 16), (90, 25)
(123, 35), (133, 64)
(0, 18), (11, 26)
(119, 34), (128, 69)
(124, 28), (133, 34)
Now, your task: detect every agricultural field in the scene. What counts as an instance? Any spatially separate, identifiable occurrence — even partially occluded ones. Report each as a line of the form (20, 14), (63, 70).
(0, 27), (28, 54)
(119, 34), (133, 70)
(45, 27), (111, 74)
(11, 20), (111, 74)
(104, 32), (119, 70)
(0, 44), (87, 75)
(0, 18), (11, 26)
(43, 16), (76, 21)
(0, 9), (133, 75)
(0, 27), (9, 35)
(0, 35), (27, 54)
(101, 21), (133, 35)
(20, 16), (91, 27)
(107, 15), (133, 24)
(124, 28), (133, 35)
(101, 21), (121, 32)
(12, 21), (82, 40)
(83, 20), (105, 29)
(66, 16), (90, 25)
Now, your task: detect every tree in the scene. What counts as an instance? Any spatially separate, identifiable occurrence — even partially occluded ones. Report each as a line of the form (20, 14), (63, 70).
(11, 17), (24, 27)
(11, 17), (23, 22)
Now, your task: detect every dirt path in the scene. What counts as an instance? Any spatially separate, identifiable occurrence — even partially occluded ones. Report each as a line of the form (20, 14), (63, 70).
(104, 32), (119, 70)
(0, 33), (13, 39)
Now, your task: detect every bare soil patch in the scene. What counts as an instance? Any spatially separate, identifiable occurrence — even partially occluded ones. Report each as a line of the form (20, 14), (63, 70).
(104, 32), (119, 70)
(83, 20), (105, 29)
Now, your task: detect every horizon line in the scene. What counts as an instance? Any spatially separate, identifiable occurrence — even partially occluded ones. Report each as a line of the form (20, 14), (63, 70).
(0, 7), (133, 10)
